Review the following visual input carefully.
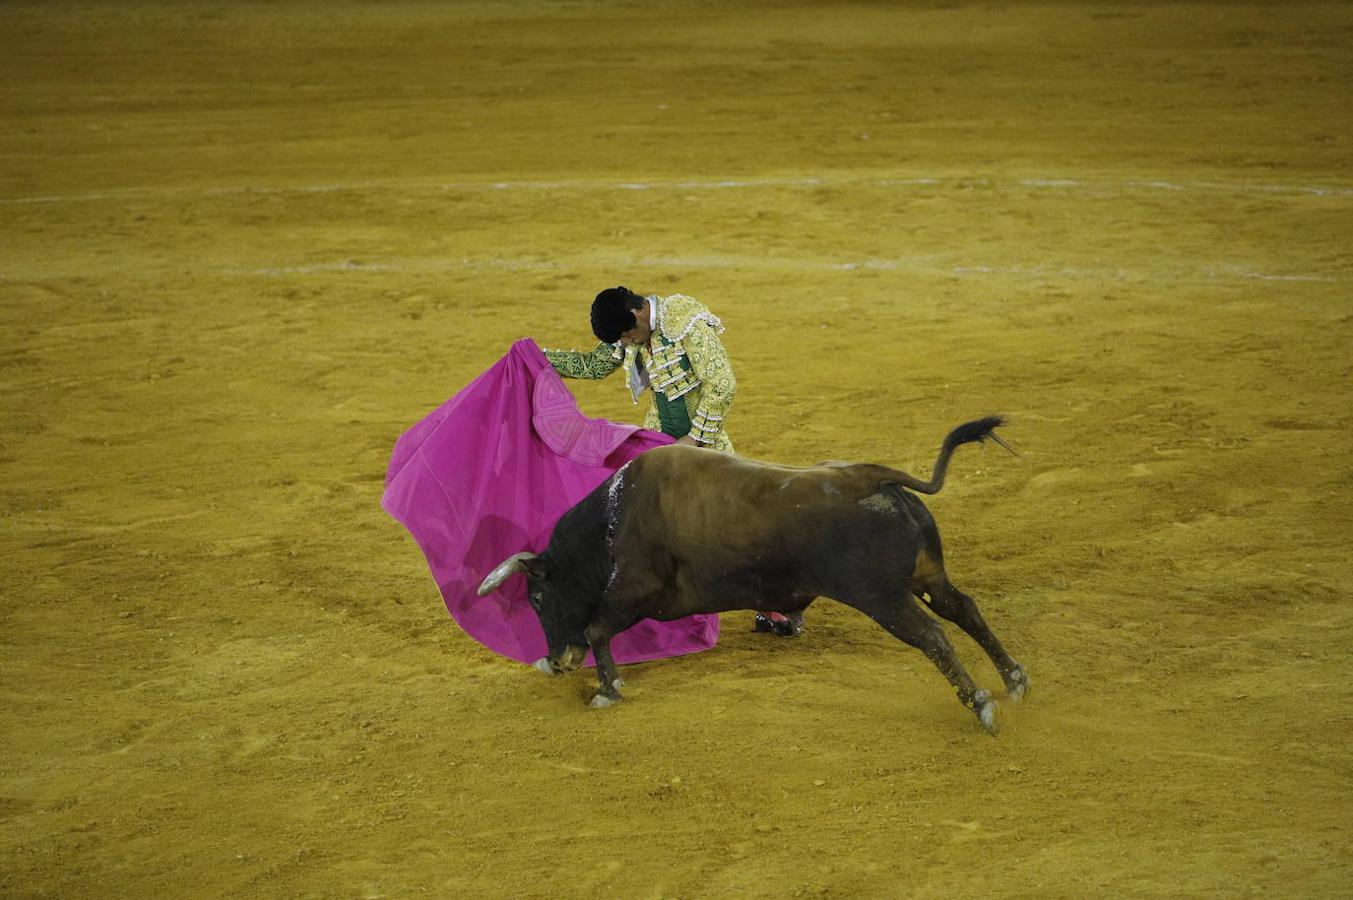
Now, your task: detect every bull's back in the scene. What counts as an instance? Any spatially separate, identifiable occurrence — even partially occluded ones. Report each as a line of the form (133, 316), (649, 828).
(628, 447), (927, 592)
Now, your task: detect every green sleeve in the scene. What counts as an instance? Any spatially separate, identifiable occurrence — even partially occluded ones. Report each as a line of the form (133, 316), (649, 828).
(543, 342), (622, 379)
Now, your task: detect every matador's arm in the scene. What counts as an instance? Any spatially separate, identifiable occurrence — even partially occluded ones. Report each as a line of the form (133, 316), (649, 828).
(543, 342), (622, 379)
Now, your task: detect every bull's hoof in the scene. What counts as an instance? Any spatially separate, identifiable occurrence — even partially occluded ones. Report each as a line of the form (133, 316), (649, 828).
(973, 690), (998, 736)
(532, 657), (558, 677)
(589, 692), (621, 709)
(1005, 666), (1030, 702)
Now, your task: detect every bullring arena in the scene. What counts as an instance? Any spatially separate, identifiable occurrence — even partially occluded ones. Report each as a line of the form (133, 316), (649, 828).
(2, 1), (1350, 896)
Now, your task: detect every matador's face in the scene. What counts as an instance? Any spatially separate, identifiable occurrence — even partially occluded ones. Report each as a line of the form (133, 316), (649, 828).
(616, 301), (652, 347)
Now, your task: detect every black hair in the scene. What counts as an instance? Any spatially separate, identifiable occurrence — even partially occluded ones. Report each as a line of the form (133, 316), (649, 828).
(590, 286), (646, 343)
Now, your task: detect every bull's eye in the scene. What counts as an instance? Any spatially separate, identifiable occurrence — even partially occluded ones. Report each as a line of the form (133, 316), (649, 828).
(529, 593), (543, 608)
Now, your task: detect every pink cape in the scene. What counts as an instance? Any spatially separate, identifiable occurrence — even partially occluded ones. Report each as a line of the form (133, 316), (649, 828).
(381, 338), (720, 665)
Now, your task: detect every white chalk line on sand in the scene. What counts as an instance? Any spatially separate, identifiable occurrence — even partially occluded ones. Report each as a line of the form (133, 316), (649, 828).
(4, 174), (1352, 205)
(226, 256), (1344, 284)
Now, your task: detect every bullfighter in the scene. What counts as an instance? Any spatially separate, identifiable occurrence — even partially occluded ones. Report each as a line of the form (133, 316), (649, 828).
(543, 286), (799, 636)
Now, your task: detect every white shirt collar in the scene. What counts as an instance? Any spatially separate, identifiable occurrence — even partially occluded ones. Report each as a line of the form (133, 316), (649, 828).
(647, 295), (658, 335)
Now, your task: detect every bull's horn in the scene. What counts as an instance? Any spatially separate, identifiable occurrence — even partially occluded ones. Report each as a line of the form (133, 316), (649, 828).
(476, 551), (538, 596)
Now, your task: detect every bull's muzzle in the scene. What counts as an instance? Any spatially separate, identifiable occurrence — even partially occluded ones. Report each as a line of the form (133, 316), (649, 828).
(549, 645), (589, 674)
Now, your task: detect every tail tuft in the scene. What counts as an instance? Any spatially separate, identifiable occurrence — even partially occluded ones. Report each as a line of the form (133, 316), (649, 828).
(947, 415), (1008, 450)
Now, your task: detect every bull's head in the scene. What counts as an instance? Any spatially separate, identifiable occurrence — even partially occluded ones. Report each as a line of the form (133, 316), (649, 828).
(477, 551), (590, 675)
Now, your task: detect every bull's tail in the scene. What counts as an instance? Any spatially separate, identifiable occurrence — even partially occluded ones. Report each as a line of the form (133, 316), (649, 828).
(887, 416), (1011, 495)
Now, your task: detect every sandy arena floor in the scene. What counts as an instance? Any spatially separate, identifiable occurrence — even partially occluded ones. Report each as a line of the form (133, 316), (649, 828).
(2, 1), (1351, 896)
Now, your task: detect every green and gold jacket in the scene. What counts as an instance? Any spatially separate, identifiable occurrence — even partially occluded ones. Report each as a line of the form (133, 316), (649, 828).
(543, 294), (736, 453)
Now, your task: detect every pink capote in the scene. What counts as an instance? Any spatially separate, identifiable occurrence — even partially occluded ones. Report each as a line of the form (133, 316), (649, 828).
(381, 338), (720, 665)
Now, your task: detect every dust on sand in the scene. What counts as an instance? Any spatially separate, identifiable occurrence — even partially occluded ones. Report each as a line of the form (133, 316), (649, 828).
(2, 1), (1350, 896)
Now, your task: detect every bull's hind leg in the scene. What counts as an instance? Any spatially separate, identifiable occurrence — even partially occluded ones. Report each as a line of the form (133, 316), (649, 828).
(848, 591), (998, 735)
(919, 576), (1029, 701)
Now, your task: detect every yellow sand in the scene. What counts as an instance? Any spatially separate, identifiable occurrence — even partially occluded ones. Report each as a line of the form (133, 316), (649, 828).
(2, 2), (1350, 896)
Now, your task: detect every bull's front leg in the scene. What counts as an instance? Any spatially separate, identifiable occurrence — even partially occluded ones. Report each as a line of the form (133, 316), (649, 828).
(584, 621), (624, 709)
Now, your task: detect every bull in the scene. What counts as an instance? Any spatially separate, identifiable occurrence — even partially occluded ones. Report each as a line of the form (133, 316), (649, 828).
(477, 416), (1028, 734)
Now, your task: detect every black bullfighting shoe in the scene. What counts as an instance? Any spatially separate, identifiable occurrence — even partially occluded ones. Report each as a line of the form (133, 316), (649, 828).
(753, 612), (803, 637)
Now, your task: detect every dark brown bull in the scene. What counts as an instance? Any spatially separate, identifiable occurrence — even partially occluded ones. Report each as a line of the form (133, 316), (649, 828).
(477, 416), (1028, 733)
